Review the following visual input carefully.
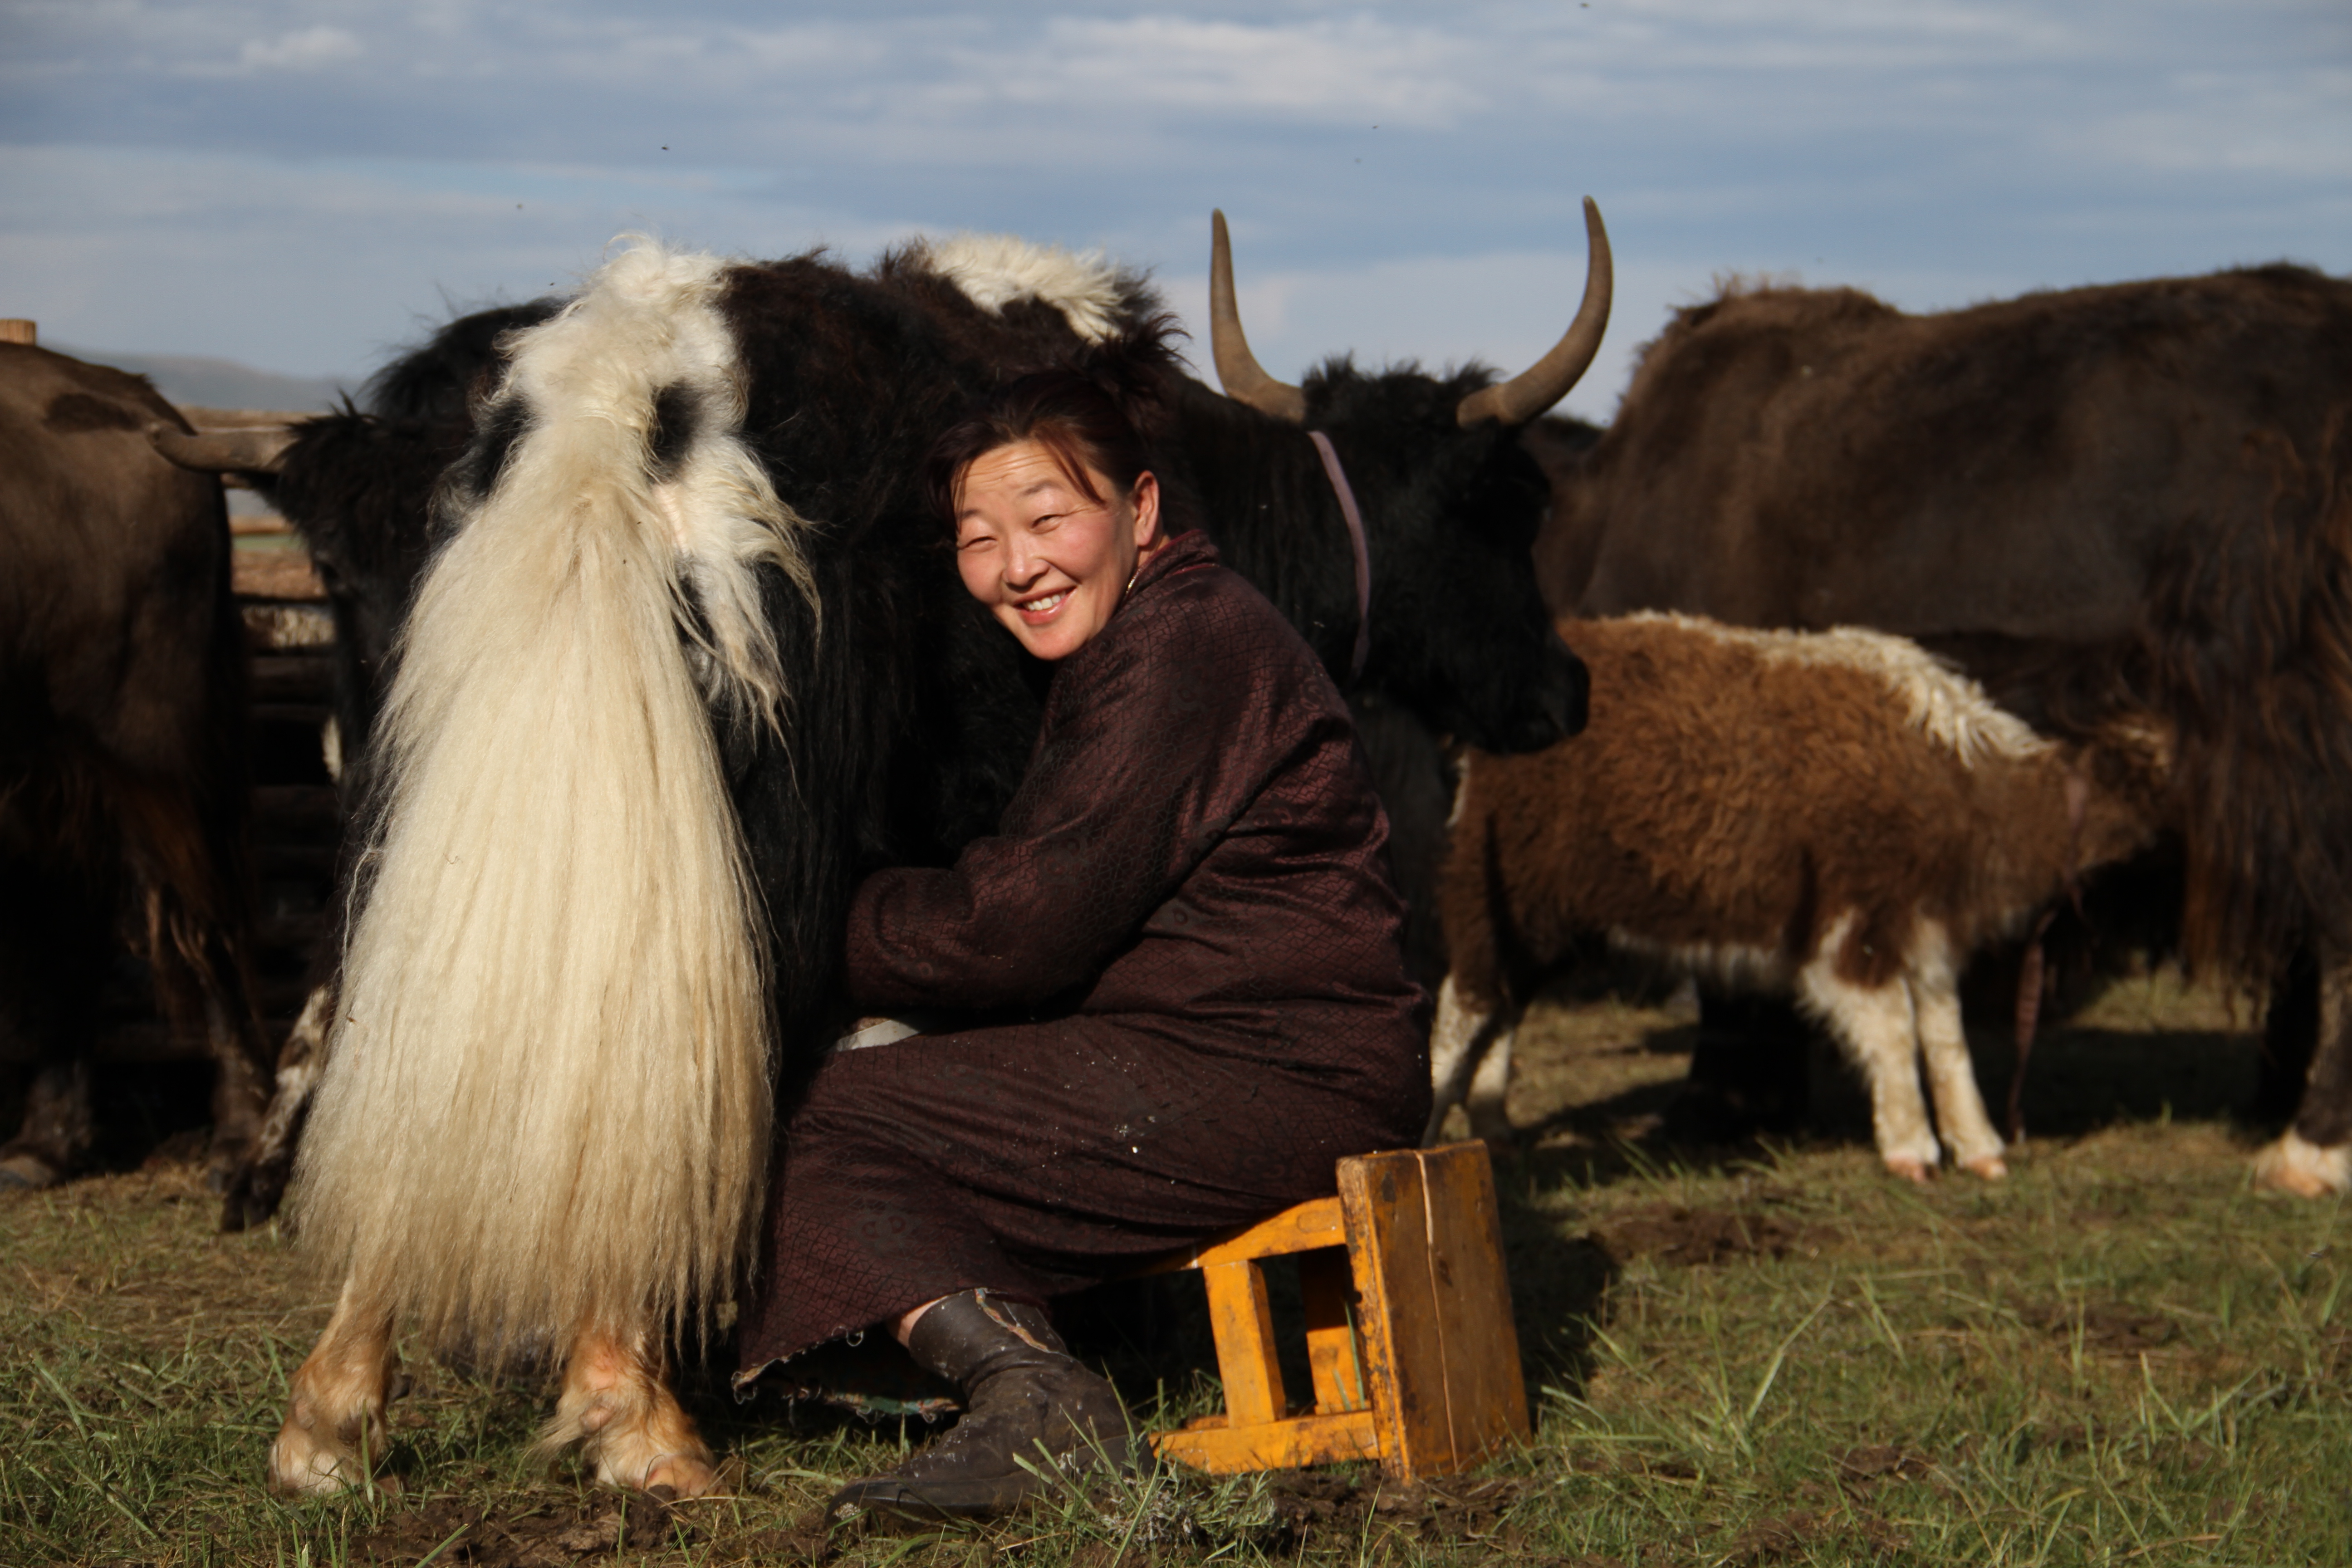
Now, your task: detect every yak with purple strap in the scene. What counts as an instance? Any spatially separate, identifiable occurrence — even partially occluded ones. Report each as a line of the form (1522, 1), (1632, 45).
(1307, 430), (1373, 685)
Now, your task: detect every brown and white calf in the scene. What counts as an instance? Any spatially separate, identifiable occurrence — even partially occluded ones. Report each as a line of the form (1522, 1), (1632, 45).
(1430, 612), (2169, 1181)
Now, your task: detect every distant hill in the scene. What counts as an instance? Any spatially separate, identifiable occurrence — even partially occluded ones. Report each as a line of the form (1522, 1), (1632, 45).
(49, 346), (350, 413)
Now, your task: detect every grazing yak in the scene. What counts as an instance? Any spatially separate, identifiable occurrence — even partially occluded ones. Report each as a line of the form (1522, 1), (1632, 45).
(193, 208), (1608, 1496)
(1541, 264), (2352, 1193)
(1429, 613), (2170, 1180)
(0, 342), (273, 1207)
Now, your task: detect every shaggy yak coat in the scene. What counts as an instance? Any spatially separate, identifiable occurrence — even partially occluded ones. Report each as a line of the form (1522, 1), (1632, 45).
(735, 529), (1431, 1379)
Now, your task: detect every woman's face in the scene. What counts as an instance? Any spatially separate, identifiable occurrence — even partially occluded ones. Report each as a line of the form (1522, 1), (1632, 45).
(953, 439), (1161, 661)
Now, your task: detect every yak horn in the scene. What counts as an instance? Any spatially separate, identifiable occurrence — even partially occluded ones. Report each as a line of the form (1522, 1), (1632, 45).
(1455, 196), (1614, 429)
(148, 422), (297, 474)
(1209, 210), (1307, 424)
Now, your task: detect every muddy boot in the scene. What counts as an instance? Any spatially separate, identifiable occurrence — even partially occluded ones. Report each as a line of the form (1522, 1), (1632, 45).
(828, 1290), (1133, 1525)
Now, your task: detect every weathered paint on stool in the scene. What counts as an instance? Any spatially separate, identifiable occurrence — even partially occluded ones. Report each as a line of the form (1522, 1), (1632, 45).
(1140, 1141), (1529, 1480)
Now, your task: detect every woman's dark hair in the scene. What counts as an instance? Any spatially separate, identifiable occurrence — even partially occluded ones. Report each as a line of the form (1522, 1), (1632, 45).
(926, 326), (1177, 529)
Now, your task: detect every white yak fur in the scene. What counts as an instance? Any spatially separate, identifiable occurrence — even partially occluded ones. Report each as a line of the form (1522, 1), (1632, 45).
(292, 240), (808, 1354)
(918, 233), (1127, 343)
(1621, 611), (2044, 767)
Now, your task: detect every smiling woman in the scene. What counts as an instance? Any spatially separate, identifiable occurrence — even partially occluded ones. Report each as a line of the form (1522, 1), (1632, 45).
(736, 363), (1430, 1525)
(940, 380), (1167, 661)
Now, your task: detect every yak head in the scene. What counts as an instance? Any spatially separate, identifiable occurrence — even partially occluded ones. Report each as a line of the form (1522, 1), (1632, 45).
(1199, 202), (1610, 754)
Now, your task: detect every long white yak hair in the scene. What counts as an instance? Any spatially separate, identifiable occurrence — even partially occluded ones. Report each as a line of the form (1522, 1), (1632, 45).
(291, 238), (813, 1357)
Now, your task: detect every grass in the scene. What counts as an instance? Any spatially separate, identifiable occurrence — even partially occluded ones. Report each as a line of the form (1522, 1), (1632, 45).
(5, 970), (2347, 1566)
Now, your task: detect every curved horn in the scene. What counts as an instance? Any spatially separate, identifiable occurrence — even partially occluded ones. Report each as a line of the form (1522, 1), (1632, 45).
(1209, 210), (1307, 424)
(1455, 196), (1614, 429)
(148, 422), (297, 474)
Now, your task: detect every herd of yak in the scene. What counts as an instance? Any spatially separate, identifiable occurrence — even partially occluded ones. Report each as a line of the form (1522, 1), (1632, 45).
(5, 200), (2352, 1492)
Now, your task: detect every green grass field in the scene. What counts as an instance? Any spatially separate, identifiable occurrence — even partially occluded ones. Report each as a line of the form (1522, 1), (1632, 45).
(6, 975), (2347, 1567)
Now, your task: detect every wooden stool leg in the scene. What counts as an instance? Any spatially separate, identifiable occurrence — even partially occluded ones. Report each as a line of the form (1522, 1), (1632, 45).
(1298, 1249), (1368, 1414)
(1200, 1259), (1286, 1426)
(1340, 1142), (1530, 1480)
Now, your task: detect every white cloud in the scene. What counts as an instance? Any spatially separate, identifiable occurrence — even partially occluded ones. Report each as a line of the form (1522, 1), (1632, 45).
(2, 0), (2345, 386)
(987, 16), (1483, 128)
(238, 25), (362, 72)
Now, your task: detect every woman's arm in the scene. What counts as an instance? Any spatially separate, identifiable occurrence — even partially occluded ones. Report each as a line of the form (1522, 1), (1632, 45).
(844, 593), (1293, 1011)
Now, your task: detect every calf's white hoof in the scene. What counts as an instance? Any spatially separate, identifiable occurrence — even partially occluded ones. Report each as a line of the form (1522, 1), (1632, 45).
(2253, 1131), (2352, 1198)
(1883, 1156), (1936, 1185)
(1961, 1155), (2009, 1181)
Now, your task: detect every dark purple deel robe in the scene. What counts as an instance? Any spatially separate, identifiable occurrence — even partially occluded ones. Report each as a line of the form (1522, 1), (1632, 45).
(735, 528), (1429, 1379)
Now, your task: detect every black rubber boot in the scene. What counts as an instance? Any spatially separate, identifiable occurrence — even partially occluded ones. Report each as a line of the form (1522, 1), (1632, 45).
(828, 1290), (1134, 1525)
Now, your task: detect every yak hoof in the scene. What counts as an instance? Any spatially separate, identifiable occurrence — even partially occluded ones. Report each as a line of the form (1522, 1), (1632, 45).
(0, 1153), (62, 1191)
(266, 1425), (374, 1498)
(2253, 1132), (2352, 1198)
(1961, 1155), (2009, 1181)
(1883, 1156), (1935, 1186)
(217, 1156), (293, 1234)
(642, 1450), (724, 1499)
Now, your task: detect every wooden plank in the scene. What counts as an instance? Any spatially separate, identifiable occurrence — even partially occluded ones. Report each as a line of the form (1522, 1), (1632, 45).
(179, 406), (314, 428)
(0, 320), (34, 346)
(1298, 1246), (1370, 1414)
(233, 548), (325, 601)
(1200, 1259), (1286, 1429)
(1151, 1408), (1381, 1474)
(1134, 1196), (1345, 1274)
(1338, 1142), (1529, 1480)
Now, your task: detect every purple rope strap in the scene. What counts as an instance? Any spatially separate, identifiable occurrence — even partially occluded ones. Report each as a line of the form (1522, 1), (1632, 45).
(1307, 430), (1372, 684)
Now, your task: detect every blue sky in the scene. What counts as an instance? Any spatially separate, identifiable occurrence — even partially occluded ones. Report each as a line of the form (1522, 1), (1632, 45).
(4, 1), (2347, 421)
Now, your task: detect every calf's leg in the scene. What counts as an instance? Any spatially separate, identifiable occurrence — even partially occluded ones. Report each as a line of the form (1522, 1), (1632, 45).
(1905, 941), (2005, 1179)
(544, 1324), (721, 1496)
(269, 1276), (399, 1495)
(2254, 947), (2352, 1197)
(1426, 976), (1513, 1145)
(1465, 1019), (1518, 1145)
(1800, 928), (1940, 1183)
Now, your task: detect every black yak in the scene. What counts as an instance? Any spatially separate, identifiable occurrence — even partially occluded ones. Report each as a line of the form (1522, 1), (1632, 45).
(194, 209), (1610, 1495)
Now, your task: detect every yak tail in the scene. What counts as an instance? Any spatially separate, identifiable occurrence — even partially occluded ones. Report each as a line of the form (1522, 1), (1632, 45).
(291, 240), (811, 1357)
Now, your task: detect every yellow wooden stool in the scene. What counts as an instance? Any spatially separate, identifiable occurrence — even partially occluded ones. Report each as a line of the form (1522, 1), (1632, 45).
(1139, 1140), (1529, 1481)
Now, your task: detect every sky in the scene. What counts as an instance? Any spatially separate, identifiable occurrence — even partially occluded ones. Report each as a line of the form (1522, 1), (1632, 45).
(3, 1), (2347, 423)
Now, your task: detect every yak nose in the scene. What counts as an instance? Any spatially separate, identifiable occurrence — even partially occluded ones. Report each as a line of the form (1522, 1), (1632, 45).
(1514, 629), (1588, 750)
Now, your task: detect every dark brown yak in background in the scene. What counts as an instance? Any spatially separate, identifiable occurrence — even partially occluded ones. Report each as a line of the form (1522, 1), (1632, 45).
(1539, 262), (2352, 1195)
(0, 341), (274, 1213)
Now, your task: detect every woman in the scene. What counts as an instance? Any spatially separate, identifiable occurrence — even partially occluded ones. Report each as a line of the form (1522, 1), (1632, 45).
(737, 366), (1428, 1522)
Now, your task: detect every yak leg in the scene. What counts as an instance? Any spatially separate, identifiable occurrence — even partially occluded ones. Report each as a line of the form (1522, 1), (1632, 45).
(268, 1276), (399, 1496)
(220, 981), (333, 1228)
(1426, 975), (1514, 1146)
(0, 855), (107, 1189)
(2254, 947), (2352, 1197)
(0, 1060), (94, 1190)
(2255, 948), (2321, 1125)
(544, 1325), (722, 1496)
(1801, 938), (1940, 1183)
(1906, 941), (2005, 1179)
(204, 994), (271, 1187)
